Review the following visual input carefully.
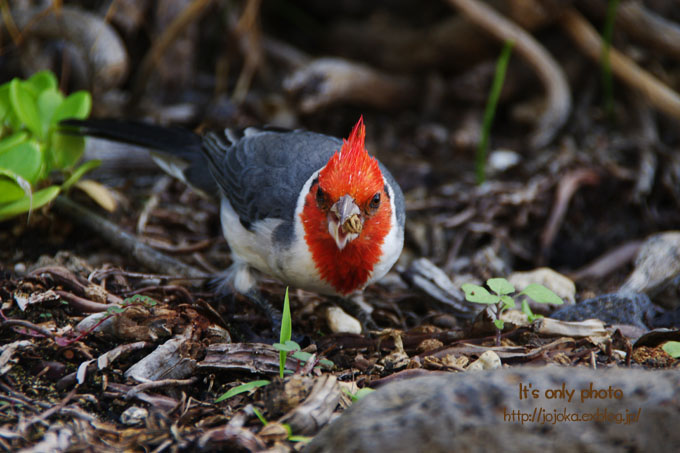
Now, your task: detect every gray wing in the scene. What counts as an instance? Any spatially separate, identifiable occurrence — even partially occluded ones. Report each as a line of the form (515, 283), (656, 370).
(202, 128), (343, 230)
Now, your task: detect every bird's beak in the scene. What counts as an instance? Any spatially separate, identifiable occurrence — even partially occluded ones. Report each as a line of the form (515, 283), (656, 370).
(328, 194), (362, 250)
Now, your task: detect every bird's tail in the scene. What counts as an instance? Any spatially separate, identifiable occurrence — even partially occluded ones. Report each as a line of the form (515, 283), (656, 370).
(60, 119), (217, 195)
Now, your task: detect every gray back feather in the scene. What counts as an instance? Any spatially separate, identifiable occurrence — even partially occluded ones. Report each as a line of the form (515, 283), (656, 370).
(202, 129), (343, 230)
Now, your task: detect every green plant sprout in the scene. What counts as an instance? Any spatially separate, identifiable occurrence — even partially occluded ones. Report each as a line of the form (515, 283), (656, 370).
(0, 70), (96, 221)
(346, 387), (374, 402)
(476, 39), (514, 185)
(105, 294), (158, 315)
(278, 287), (292, 378)
(252, 406), (268, 425)
(215, 288), (332, 402)
(272, 287), (334, 375)
(215, 380), (271, 403)
(273, 339), (334, 370)
(462, 277), (563, 346)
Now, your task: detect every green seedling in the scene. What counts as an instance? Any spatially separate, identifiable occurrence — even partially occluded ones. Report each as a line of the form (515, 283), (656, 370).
(0, 70), (96, 221)
(278, 287), (292, 378)
(252, 406), (268, 426)
(462, 277), (563, 346)
(215, 380), (271, 403)
(273, 287), (334, 375)
(273, 339), (334, 371)
(476, 39), (514, 185)
(216, 288), (332, 402)
(346, 387), (374, 402)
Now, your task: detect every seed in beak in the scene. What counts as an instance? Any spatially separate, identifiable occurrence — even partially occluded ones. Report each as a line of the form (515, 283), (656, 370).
(342, 214), (362, 234)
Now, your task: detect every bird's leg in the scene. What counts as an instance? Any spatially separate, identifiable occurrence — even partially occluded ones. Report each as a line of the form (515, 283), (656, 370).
(335, 293), (379, 332)
(211, 264), (282, 338)
(244, 288), (283, 336)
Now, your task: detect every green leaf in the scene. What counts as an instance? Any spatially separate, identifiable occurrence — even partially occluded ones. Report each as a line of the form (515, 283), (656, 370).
(49, 132), (86, 169)
(349, 387), (375, 402)
(500, 294), (515, 309)
(0, 185), (59, 222)
(37, 89), (64, 134)
(662, 341), (680, 359)
(0, 139), (43, 184)
(27, 70), (58, 93)
(0, 131), (29, 153)
(288, 435), (313, 443)
(9, 79), (42, 138)
(0, 84), (10, 122)
(123, 294), (158, 307)
(521, 299), (543, 323)
(494, 319), (505, 330)
(279, 287), (292, 378)
(252, 407), (268, 426)
(0, 168), (32, 203)
(52, 90), (91, 123)
(487, 277), (515, 295)
(461, 283), (500, 304)
(0, 179), (27, 203)
(319, 358), (334, 368)
(519, 283), (563, 305)
(215, 380), (270, 403)
(476, 39), (514, 184)
(273, 342), (298, 352)
(62, 159), (101, 191)
(107, 306), (126, 314)
(291, 351), (313, 362)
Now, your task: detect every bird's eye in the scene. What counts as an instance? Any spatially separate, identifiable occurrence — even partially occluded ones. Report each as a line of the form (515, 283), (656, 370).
(366, 192), (381, 214)
(316, 186), (329, 209)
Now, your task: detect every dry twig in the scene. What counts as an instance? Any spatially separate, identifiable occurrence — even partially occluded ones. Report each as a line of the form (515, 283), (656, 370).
(561, 8), (680, 120)
(447, 0), (571, 148)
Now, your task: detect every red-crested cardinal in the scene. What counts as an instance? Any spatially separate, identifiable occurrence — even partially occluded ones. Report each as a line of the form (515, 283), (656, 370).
(62, 117), (405, 325)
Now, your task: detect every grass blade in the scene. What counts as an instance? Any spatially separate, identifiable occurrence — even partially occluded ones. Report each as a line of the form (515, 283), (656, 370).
(279, 287), (291, 378)
(476, 39), (514, 185)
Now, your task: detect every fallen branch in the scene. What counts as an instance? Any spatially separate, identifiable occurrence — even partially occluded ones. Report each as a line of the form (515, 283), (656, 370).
(7, 5), (128, 91)
(52, 196), (208, 280)
(561, 8), (680, 121)
(447, 0), (571, 149)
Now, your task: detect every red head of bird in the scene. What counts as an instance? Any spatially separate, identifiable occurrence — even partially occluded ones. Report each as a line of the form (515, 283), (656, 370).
(301, 117), (392, 295)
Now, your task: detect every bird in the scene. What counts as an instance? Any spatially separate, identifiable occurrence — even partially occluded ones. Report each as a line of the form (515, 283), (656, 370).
(61, 117), (405, 329)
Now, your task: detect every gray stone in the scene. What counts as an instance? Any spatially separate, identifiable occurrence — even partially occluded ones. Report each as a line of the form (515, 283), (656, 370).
(550, 292), (659, 330)
(306, 366), (680, 453)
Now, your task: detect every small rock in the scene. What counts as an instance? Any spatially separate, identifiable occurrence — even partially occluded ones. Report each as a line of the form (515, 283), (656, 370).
(500, 309), (530, 326)
(120, 406), (148, 426)
(417, 339), (444, 354)
(620, 231), (680, 308)
(508, 267), (575, 305)
(551, 292), (659, 330)
(466, 350), (501, 371)
(325, 306), (362, 334)
(488, 149), (521, 173)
